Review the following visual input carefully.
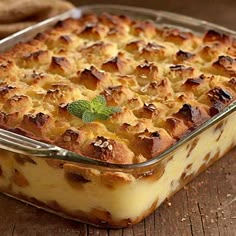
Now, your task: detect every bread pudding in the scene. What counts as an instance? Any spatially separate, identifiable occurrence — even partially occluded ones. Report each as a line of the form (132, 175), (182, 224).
(0, 7), (235, 227)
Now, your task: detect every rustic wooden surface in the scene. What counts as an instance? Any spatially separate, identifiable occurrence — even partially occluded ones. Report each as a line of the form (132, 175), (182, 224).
(0, 0), (236, 235)
(0, 147), (235, 236)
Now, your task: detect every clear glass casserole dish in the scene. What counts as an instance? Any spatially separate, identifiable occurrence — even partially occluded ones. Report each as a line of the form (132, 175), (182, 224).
(0, 4), (235, 228)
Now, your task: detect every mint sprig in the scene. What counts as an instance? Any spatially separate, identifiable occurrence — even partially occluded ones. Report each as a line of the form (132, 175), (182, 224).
(67, 95), (121, 123)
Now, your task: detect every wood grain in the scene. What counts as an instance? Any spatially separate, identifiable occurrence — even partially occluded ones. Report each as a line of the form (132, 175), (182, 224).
(0, 147), (235, 236)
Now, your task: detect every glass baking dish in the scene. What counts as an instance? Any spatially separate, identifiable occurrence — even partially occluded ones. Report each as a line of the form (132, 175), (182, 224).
(0, 4), (235, 228)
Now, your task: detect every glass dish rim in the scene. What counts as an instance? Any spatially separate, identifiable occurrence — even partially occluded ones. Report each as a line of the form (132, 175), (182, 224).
(0, 4), (235, 170)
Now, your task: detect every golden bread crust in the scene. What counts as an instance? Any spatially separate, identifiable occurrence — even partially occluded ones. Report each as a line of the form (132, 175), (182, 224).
(0, 13), (235, 164)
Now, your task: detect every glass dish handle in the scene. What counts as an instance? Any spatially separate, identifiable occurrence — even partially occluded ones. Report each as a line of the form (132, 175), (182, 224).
(0, 128), (97, 165)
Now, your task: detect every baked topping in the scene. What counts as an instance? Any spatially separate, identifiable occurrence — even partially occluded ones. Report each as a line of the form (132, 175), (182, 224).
(0, 13), (235, 163)
(212, 55), (236, 76)
(203, 30), (231, 44)
(133, 129), (174, 159)
(229, 78), (236, 86)
(176, 50), (195, 61)
(139, 42), (165, 60)
(125, 40), (145, 52)
(0, 85), (15, 96)
(55, 129), (81, 153)
(170, 64), (193, 73)
(58, 35), (72, 44)
(24, 113), (50, 127)
(93, 137), (113, 150)
(208, 87), (232, 103)
(184, 75), (205, 86)
(207, 87), (233, 116)
(82, 136), (134, 164)
(79, 23), (108, 40)
(49, 56), (71, 75)
(131, 21), (157, 37)
(165, 117), (188, 139)
(101, 85), (130, 106)
(143, 103), (156, 112)
(174, 104), (210, 127)
(78, 66), (107, 90)
(162, 28), (193, 44)
(214, 55), (235, 67)
(101, 53), (129, 74)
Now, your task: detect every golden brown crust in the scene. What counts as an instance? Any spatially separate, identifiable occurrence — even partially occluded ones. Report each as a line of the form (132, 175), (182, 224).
(81, 136), (134, 164)
(78, 66), (107, 90)
(0, 14), (235, 164)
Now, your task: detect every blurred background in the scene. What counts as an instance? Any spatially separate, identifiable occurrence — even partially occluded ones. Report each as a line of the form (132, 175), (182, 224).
(0, 0), (235, 39)
(69, 0), (236, 30)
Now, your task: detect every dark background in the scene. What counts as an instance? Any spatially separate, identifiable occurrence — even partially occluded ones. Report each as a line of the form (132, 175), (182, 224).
(69, 0), (236, 30)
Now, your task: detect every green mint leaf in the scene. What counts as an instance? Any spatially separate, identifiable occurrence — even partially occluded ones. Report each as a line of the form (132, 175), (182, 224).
(97, 106), (121, 118)
(91, 95), (106, 106)
(107, 106), (122, 113)
(67, 100), (91, 118)
(98, 107), (113, 116)
(94, 113), (109, 120)
(82, 111), (95, 123)
(67, 95), (121, 123)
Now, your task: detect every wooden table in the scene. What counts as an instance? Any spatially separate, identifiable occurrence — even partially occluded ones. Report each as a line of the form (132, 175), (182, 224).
(0, 1), (236, 235)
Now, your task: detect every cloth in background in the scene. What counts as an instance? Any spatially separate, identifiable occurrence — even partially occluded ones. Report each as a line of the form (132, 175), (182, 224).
(0, 0), (75, 38)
